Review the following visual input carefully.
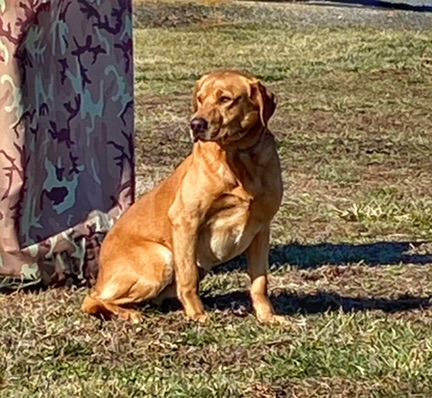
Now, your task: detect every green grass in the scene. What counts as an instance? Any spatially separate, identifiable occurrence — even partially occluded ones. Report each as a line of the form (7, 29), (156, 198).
(2, 2), (432, 397)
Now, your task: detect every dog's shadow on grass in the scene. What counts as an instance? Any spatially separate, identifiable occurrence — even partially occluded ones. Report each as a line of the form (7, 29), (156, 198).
(191, 240), (432, 316)
(202, 290), (432, 317)
(216, 240), (432, 273)
(157, 289), (431, 317)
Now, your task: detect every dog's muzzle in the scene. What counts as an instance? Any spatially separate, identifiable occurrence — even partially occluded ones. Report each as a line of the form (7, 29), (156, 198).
(190, 117), (209, 142)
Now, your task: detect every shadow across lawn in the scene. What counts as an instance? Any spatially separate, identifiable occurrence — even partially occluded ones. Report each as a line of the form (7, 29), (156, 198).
(210, 290), (432, 315)
(216, 241), (432, 273)
(157, 289), (432, 316)
(251, 0), (432, 13)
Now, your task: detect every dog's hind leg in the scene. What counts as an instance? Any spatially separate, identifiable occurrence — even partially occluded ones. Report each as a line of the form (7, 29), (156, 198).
(81, 241), (174, 323)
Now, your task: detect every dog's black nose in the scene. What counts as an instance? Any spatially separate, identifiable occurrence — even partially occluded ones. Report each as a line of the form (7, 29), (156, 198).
(190, 117), (208, 135)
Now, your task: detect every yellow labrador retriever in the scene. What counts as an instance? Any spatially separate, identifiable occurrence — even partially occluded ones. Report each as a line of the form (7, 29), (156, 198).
(82, 70), (283, 323)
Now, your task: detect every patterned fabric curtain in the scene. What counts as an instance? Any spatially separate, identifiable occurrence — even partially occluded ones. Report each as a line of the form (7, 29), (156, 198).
(0, 0), (134, 289)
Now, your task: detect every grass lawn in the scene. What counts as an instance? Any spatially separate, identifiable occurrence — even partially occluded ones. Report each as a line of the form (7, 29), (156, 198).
(2, 2), (432, 397)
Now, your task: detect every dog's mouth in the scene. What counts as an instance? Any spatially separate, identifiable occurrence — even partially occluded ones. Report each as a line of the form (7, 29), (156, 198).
(191, 114), (225, 143)
(193, 132), (212, 142)
(191, 116), (252, 145)
(191, 124), (222, 143)
(193, 127), (252, 146)
(193, 133), (221, 143)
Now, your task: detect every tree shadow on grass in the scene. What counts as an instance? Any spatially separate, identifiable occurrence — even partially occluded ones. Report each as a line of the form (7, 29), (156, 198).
(252, 0), (432, 13)
(216, 241), (432, 273)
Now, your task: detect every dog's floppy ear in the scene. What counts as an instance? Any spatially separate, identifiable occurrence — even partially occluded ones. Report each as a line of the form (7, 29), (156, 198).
(250, 80), (277, 127)
(192, 74), (209, 112)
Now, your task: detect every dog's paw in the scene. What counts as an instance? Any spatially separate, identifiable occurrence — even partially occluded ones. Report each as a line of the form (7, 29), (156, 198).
(257, 313), (289, 325)
(187, 312), (209, 323)
(118, 309), (143, 324)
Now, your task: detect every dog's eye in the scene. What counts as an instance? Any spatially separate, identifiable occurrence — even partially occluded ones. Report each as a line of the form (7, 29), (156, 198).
(219, 96), (231, 104)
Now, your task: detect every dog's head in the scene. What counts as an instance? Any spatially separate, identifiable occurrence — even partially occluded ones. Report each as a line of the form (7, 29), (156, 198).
(190, 70), (277, 145)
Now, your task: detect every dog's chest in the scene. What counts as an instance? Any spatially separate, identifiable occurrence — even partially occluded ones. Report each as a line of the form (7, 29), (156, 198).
(195, 145), (282, 269)
(197, 193), (260, 269)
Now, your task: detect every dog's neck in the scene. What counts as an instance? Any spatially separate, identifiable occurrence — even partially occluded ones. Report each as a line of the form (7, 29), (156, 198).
(236, 127), (269, 154)
(222, 125), (271, 154)
(193, 125), (275, 181)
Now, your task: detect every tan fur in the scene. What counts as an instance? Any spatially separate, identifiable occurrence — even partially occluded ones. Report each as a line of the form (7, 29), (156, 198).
(81, 70), (284, 323)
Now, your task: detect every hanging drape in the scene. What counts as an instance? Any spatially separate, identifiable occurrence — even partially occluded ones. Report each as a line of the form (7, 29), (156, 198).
(0, 0), (134, 289)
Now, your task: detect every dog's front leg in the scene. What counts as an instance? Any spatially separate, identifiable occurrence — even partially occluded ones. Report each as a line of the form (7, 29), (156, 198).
(246, 227), (285, 324)
(171, 219), (207, 322)
(168, 182), (215, 323)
